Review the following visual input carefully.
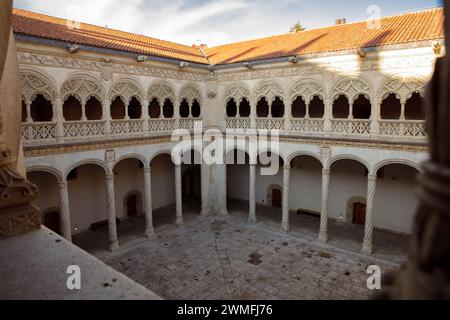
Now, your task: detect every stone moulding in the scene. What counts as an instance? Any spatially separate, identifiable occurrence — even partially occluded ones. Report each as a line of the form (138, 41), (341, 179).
(0, 148), (41, 239)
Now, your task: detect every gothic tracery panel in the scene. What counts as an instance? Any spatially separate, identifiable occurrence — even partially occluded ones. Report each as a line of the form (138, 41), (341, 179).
(61, 76), (104, 103)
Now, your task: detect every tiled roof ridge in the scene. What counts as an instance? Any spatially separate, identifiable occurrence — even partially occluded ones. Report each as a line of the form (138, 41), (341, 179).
(207, 7), (444, 50)
(12, 7), (202, 52)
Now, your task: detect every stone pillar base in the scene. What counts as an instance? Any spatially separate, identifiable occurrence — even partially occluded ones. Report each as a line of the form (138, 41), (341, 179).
(176, 218), (184, 226)
(248, 215), (257, 224)
(318, 231), (328, 243)
(281, 222), (289, 233)
(109, 240), (120, 252)
(362, 241), (373, 255)
(145, 228), (156, 240)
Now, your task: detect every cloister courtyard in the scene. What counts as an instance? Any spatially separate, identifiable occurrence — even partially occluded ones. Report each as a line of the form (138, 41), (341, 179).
(71, 199), (406, 300)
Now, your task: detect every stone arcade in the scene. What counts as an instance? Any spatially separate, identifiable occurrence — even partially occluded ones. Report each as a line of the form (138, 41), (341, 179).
(2, 6), (445, 299)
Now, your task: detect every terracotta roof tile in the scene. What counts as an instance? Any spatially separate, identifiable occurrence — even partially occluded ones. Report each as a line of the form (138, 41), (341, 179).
(205, 8), (445, 65)
(12, 8), (209, 64)
(12, 7), (444, 66)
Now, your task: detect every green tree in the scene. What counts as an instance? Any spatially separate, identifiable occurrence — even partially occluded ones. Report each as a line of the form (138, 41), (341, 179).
(289, 21), (305, 33)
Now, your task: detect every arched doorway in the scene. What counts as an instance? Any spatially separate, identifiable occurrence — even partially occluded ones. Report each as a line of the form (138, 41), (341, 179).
(347, 197), (367, 225)
(266, 184), (282, 208)
(127, 194), (138, 217)
(122, 190), (143, 218)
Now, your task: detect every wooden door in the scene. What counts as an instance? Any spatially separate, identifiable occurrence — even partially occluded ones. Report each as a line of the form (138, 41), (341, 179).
(272, 189), (282, 208)
(353, 203), (366, 225)
(44, 211), (61, 234)
(127, 195), (138, 217)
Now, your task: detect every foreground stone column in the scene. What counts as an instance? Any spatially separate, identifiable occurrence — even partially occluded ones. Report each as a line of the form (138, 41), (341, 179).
(58, 180), (72, 242)
(143, 166), (155, 239)
(362, 174), (377, 254)
(318, 168), (330, 243)
(142, 99), (149, 133)
(281, 164), (290, 233)
(105, 172), (119, 251)
(248, 163), (257, 223)
(175, 164), (183, 225)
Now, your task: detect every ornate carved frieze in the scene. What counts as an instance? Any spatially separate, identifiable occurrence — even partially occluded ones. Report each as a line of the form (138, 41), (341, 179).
(17, 51), (207, 81)
(23, 134), (428, 158)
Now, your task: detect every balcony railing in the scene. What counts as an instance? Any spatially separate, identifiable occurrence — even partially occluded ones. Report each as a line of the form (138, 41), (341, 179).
(290, 119), (324, 133)
(148, 119), (176, 134)
(256, 118), (285, 131)
(111, 119), (144, 135)
(21, 117), (427, 146)
(331, 119), (371, 135)
(379, 120), (426, 137)
(21, 122), (55, 143)
(64, 120), (105, 138)
(226, 118), (251, 130)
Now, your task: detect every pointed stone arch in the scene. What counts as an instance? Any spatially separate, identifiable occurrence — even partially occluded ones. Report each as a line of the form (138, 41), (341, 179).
(20, 69), (56, 103)
(61, 73), (105, 103)
(289, 78), (326, 104)
(332, 76), (374, 103)
(224, 83), (251, 105)
(378, 73), (426, 103)
(110, 77), (145, 104)
(148, 80), (176, 105)
(179, 83), (202, 105)
(254, 80), (285, 104)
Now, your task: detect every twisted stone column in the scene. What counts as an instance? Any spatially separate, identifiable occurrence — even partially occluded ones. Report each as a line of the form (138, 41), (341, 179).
(175, 164), (183, 225)
(102, 98), (111, 136)
(143, 167), (155, 239)
(318, 169), (330, 243)
(281, 164), (291, 233)
(58, 180), (72, 242)
(248, 163), (257, 223)
(54, 95), (64, 141)
(106, 172), (119, 251)
(142, 99), (149, 133)
(362, 174), (377, 254)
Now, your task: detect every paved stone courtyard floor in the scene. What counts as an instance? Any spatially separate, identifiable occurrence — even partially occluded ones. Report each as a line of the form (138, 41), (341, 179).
(73, 199), (408, 300)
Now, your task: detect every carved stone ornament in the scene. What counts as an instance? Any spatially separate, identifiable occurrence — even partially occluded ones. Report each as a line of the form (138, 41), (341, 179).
(0, 147), (40, 239)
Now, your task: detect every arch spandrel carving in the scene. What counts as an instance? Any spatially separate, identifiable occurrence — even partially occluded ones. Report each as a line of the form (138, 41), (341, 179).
(61, 76), (104, 103)
(179, 84), (201, 104)
(254, 80), (285, 103)
(332, 78), (372, 102)
(110, 79), (144, 104)
(148, 82), (175, 104)
(379, 75), (426, 102)
(20, 72), (54, 103)
(289, 79), (326, 103)
(224, 84), (250, 105)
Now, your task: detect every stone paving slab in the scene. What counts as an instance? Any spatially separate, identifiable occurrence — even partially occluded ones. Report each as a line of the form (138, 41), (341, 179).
(75, 209), (401, 300)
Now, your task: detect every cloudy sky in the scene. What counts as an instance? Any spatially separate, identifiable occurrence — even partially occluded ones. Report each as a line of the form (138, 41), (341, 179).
(14, 0), (443, 47)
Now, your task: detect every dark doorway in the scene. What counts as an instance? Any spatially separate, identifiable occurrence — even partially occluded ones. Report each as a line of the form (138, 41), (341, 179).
(183, 171), (196, 197)
(127, 195), (138, 217)
(353, 203), (366, 225)
(272, 189), (282, 208)
(44, 211), (61, 235)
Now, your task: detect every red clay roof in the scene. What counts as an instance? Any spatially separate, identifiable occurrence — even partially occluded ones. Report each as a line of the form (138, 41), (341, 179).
(12, 8), (209, 64)
(205, 8), (445, 64)
(12, 7), (444, 66)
